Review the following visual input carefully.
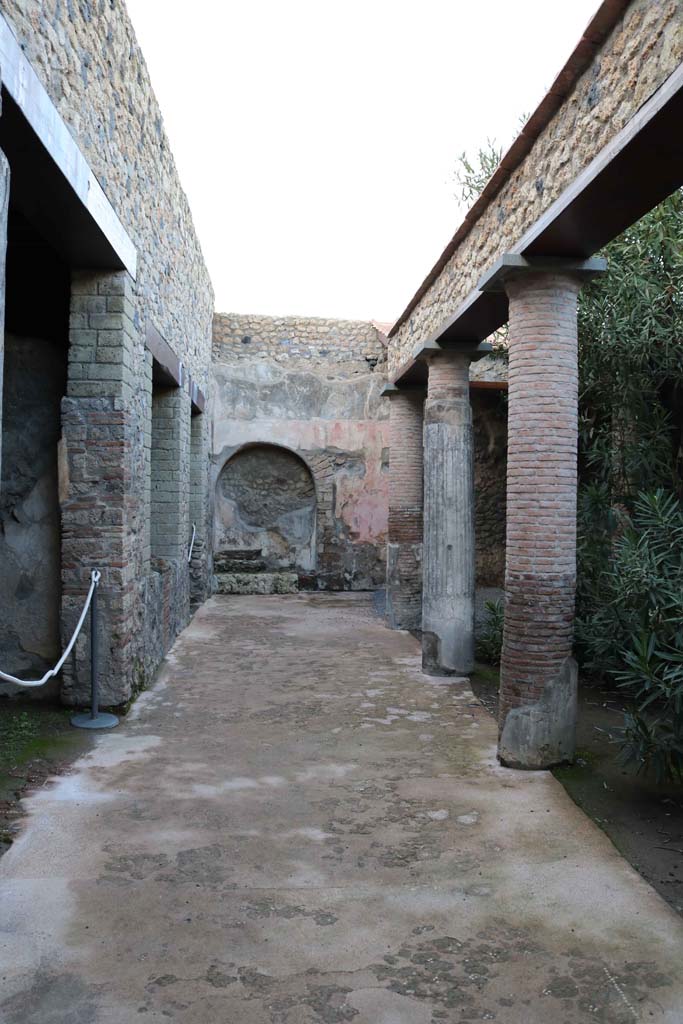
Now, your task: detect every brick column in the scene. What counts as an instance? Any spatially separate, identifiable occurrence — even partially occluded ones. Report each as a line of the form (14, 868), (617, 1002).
(498, 271), (582, 768)
(422, 349), (475, 675)
(0, 148), (9, 481)
(385, 386), (424, 630)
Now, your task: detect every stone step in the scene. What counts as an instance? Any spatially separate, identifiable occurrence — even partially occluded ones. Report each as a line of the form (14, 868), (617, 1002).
(214, 549), (265, 573)
(217, 560), (268, 574)
(215, 572), (299, 596)
(218, 548), (263, 561)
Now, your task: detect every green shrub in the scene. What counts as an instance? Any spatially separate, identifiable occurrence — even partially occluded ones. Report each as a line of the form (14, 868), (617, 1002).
(578, 491), (683, 780)
(575, 190), (683, 782)
(476, 599), (504, 665)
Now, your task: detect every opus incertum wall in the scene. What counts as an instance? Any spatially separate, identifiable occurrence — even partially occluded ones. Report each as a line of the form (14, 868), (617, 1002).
(0, 3), (214, 704)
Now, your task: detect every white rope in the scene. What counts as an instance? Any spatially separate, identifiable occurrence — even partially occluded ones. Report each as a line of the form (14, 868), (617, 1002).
(188, 523), (196, 564)
(0, 569), (101, 689)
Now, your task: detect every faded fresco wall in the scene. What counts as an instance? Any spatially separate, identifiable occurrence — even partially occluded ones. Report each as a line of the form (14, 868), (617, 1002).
(212, 314), (390, 591)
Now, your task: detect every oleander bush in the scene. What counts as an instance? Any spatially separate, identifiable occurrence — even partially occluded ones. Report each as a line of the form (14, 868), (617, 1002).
(576, 190), (683, 780)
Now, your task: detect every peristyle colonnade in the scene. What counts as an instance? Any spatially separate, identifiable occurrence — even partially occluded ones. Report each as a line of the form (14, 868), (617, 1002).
(385, 258), (605, 770)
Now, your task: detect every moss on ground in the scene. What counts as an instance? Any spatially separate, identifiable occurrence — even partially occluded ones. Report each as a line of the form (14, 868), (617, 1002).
(0, 700), (91, 802)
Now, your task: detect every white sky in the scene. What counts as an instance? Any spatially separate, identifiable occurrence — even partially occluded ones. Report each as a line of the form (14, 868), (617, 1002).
(126, 0), (599, 324)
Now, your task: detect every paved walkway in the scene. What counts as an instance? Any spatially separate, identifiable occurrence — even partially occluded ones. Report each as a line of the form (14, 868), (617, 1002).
(2, 594), (683, 1023)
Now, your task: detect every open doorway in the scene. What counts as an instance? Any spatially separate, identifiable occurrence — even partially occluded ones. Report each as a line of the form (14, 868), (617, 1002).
(0, 209), (69, 691)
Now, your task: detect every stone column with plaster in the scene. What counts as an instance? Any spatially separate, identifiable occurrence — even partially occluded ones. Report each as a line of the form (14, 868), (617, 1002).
(0, 147), (9, 480)
(489, 259), (604, 768)
(385, 386), (424, 631)
(422, 348), (475, 675)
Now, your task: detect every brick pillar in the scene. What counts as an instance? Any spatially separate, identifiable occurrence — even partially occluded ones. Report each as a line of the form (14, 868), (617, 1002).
(422, 349), (475, 675)
(0, 148), (9, 481)
(386, 387), (424, 630)
(150, 385), (191, 563)
(61, 270), (140, 707)
(498, 272), (581, 768)
(189, 410), (210, 606)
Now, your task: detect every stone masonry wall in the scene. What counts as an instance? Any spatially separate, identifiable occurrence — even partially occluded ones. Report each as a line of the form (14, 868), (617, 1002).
(0, 3), (214, 702)
(213, 314), (386, 370)
(389, 1), (683, 374)
(2, 3), (214, 390)
(212, 314), (390, 591)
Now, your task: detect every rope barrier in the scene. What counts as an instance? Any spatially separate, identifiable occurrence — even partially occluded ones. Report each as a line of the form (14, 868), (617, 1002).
(0, 569), (101, 689)
(188, 523), (196, 564)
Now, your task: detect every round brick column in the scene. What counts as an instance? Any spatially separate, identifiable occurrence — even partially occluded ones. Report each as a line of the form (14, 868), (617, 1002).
(386, 388), (424, 630)
(499, 272), (581, 768)
(422, 350), (475, 675)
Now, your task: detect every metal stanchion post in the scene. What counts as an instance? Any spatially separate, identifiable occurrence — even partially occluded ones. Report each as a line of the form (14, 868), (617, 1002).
(71, 574), (119, 730)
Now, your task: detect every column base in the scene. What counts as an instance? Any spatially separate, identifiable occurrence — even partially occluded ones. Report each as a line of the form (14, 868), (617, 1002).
(421, 629), (473, 677)
(498, 656), (577, 769)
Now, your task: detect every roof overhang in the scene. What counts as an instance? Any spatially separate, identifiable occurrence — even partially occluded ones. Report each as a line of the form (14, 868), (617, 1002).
(147, 323), (206, 414)
(391, 59), (683, 387)
(0, 13), (136, 276)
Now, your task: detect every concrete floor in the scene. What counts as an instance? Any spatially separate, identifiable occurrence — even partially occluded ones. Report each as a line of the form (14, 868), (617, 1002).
(2, 594), (683, 1023)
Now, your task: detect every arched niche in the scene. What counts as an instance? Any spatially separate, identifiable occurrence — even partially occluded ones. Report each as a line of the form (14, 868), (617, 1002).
(214, 444), (316, 571)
